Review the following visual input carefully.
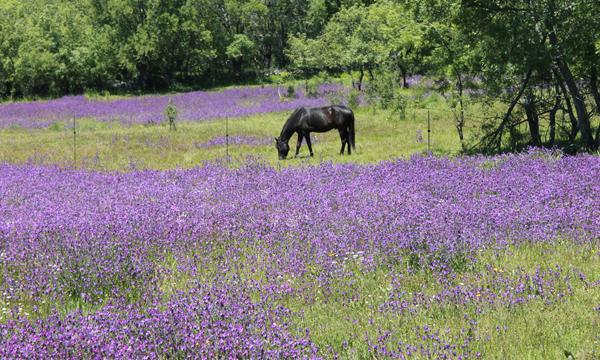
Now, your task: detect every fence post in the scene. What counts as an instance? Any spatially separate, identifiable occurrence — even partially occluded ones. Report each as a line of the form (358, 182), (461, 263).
(226, 116), (230, 163)
(73, 117), (77, 167)
(427, 110), (431, 152)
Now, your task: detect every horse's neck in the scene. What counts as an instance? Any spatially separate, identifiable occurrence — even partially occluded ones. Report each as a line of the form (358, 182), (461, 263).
(279, 121), (296, 143)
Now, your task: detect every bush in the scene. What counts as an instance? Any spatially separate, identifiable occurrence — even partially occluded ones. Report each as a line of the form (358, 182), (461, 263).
(305, 79), (319, 98)
(391, 94), (407, 120)
(286, 85), (296, 98)
(164, 98), (178, 131)
(348, 89), (361, 109)
(365, 73), (396, 108)
(326, 91), (343, 106)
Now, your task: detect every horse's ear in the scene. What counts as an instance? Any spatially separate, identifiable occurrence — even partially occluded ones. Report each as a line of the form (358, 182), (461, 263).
(274, 137), (279, 142)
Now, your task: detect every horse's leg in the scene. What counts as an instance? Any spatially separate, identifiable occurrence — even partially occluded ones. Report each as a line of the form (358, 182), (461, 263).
(339, 129), (347, 155)
(295, 131), (303, 157)
(304, 132), (314, 157)
(346, 127), (351, 155)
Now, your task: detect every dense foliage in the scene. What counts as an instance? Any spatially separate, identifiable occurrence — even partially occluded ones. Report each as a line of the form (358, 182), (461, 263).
(0, 0), (373, 97)
(289, 0), (600, 151)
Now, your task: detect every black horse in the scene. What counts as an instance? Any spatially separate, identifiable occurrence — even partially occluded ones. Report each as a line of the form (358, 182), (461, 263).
(275, 105), (355, 160)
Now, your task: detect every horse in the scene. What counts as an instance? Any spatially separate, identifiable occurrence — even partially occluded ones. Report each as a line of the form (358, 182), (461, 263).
(275, 105), (355, 160)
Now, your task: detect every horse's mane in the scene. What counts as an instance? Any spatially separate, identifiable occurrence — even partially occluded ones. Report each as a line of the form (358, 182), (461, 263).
(280, 107), (305, 139)
(286, 107), (304, 123)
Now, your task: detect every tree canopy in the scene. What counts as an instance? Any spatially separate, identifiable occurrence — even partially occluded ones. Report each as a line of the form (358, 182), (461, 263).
(0, 0), (375, 97)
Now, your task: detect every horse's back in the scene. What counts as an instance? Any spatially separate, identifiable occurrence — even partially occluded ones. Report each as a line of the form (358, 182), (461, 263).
(289, 105), (355, 132)
(299, 107), (332, 131)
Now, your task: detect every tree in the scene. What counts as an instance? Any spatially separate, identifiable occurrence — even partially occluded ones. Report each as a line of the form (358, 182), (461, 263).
(287, 2), (421, 91)
(226, 34), (257, 79)
(286, 34), (322, 90)
(454, 0), (600, 151)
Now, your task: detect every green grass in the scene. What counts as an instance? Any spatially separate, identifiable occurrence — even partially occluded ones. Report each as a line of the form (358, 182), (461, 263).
(4, 82), (593, 171)
(0, 104), (473, 171)
(278, 242), (600, 359)
(139, 239), (599, 359)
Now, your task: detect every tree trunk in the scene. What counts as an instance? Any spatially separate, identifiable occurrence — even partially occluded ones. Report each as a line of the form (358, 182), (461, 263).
(136, 61), (149, 89)
(367, 68), (375, 81)
(590, 66), (600, 112)
(357, 67), (364, 91)
(232, 58), (242, 79)
(481, 68), (532, 151)
(523, 92), (541, 146)
(455, 68), (465, 147)
(548, 29), (596, 150)
(398, 64), (408, 88)
(548, 107), (557, 147)
(548, 85), (561, 147)
(590, 66), (600, 148)
(264, 43), (272, 69)
(553, 69), (579, 142)
(277, 20), (287, 67)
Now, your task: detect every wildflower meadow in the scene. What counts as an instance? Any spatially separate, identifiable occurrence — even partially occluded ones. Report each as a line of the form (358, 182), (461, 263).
(0, 148), (598, 358)
(0, 84), (349, 129)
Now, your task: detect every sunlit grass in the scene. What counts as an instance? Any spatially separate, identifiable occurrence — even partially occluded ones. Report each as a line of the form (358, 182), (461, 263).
(0, 101), (474, 170)
(124, 238), (600, 359)
(280, 242), (600, 359)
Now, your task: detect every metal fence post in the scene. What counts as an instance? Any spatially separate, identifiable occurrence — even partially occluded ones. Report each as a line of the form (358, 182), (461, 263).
(427, 110), (431, 152)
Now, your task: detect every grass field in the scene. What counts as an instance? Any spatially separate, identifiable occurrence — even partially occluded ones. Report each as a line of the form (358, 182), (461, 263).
(0, 105), (470, 171)
(284, 242), (599, 359)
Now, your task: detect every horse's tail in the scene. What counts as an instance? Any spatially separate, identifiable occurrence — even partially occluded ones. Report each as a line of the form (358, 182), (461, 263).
(349, 110), (356, 150)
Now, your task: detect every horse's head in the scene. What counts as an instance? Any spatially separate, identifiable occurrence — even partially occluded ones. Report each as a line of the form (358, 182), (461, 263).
(274, 137), (289, 160)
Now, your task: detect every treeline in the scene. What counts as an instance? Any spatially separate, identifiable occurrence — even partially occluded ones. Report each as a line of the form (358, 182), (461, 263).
(0, 0), (373, 97)
(1, 0), (599, 151)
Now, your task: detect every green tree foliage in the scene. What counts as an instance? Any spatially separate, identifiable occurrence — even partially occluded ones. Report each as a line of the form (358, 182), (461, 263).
(405, 2), (476, 148)
(0, 0), (106, 96)
(90, 0), (215, 88)
(0, 0), (388, 99)
(288, 1), (422, 90)
(450, 0), (600, 151)
(0, 0), (316, 97)
(285, 34), (322, 90)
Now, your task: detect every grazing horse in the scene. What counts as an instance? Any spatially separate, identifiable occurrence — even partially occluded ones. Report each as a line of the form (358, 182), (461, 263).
(275, 105), (355, 160)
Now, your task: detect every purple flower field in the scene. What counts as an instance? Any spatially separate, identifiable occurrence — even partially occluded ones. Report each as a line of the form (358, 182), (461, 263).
(0, 149), (598, 357)
(0, 84), (349, 129)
